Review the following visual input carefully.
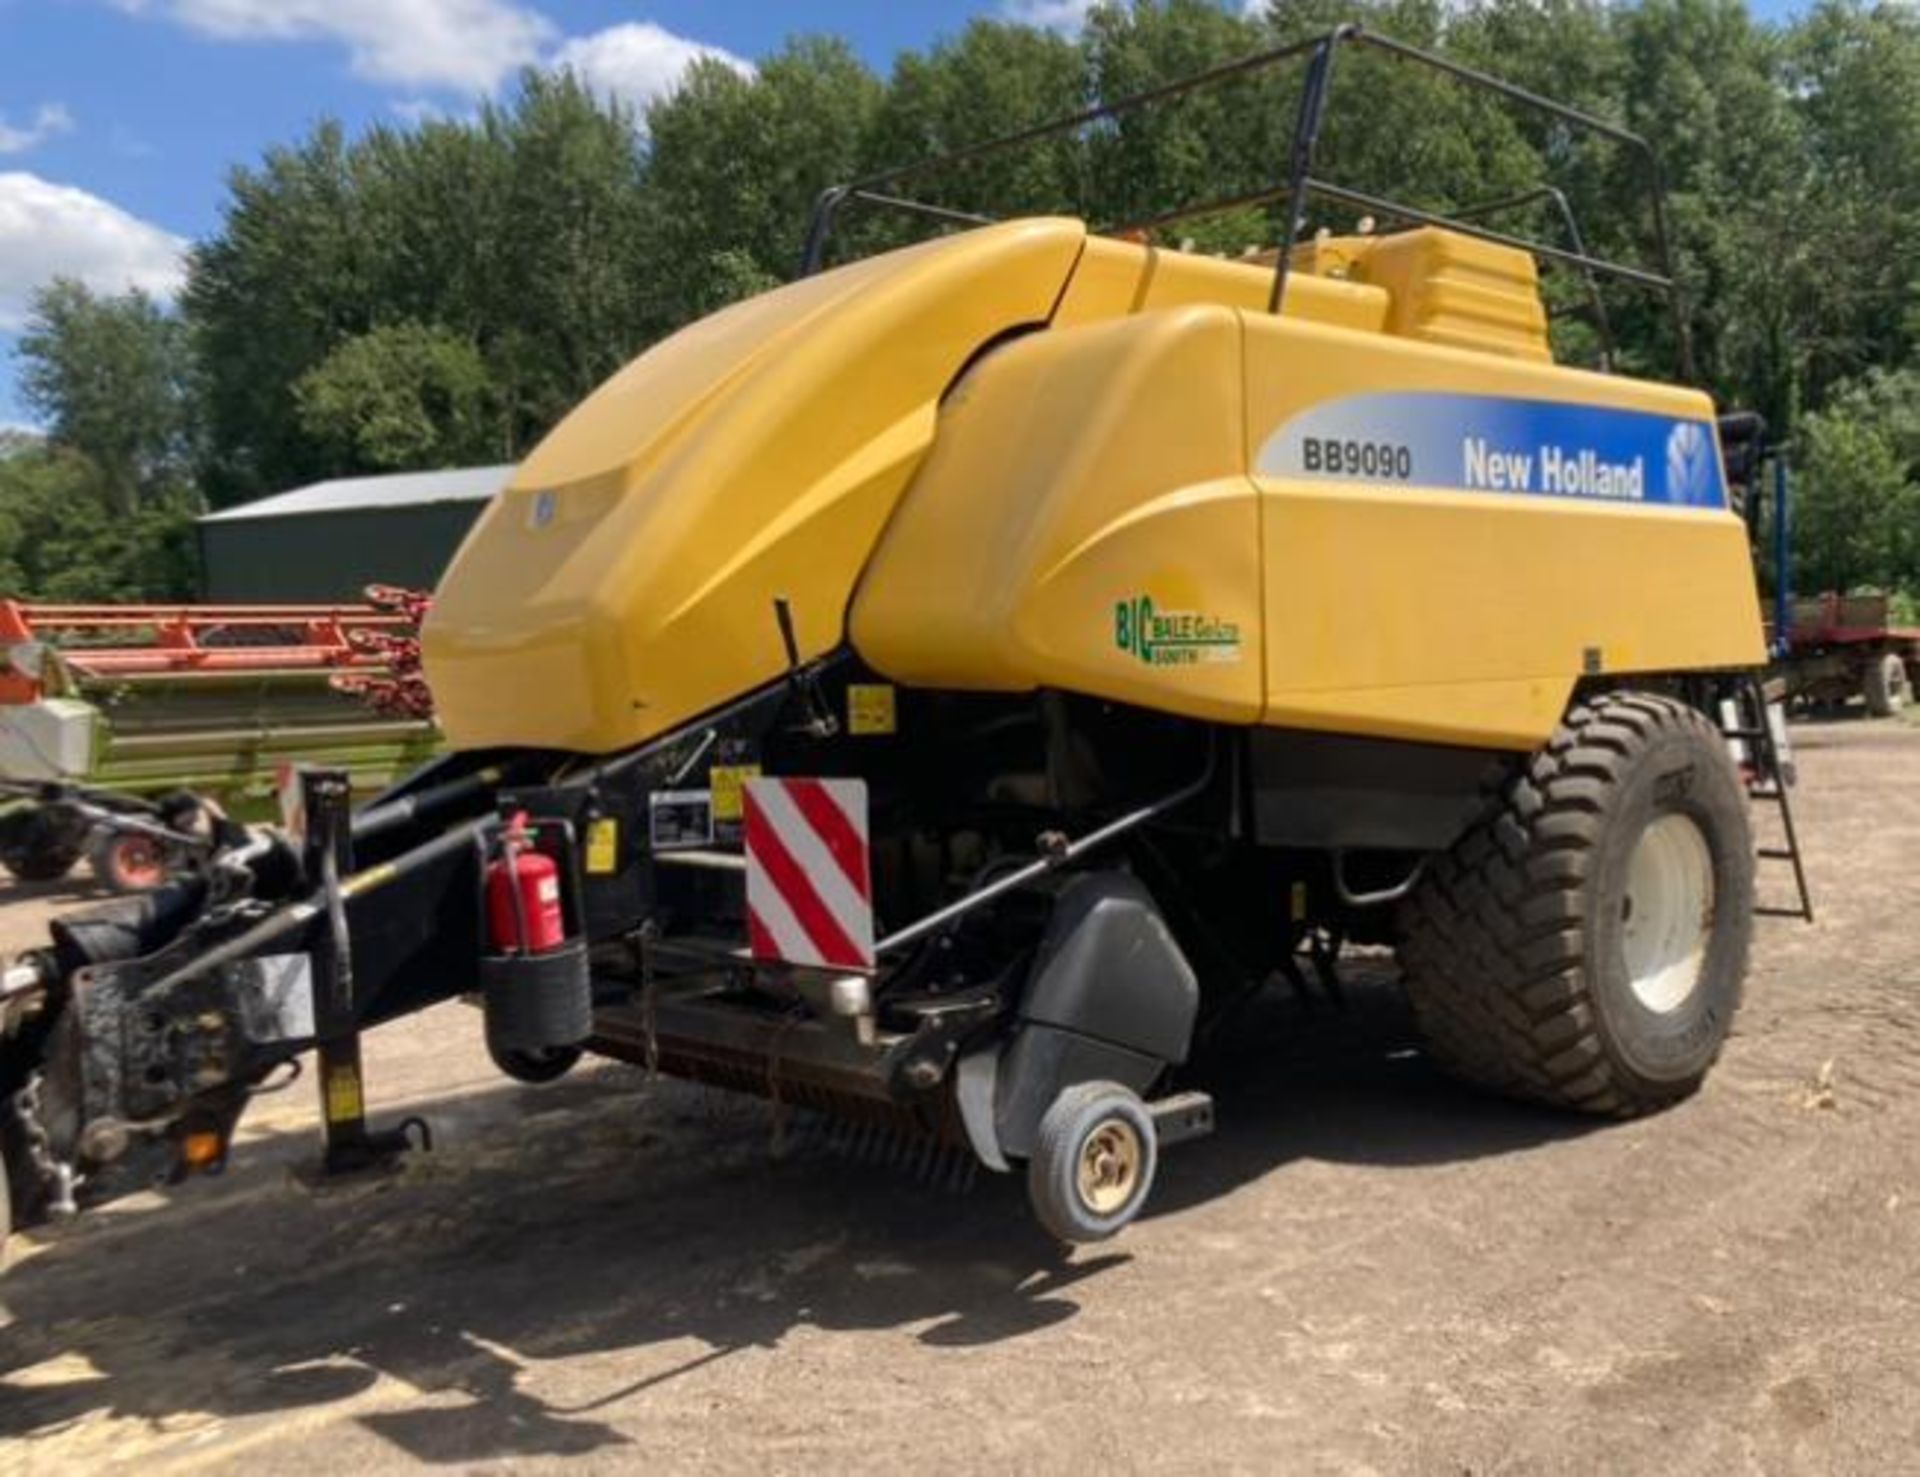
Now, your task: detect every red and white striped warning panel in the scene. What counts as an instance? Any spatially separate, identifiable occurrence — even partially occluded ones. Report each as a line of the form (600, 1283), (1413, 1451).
(744, 777), (875, 971)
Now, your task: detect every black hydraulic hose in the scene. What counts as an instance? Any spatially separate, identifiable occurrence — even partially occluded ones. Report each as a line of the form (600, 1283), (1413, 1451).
(352, 763), (506, 845)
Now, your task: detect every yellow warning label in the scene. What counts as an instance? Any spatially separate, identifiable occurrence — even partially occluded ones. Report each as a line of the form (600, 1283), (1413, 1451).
(325, 1065), (363, 1125)
(585, 817), (620, 874)
(848, 684), (897, 736)
(1289, 881), (1308, 922)
(710, 764), (761, 823)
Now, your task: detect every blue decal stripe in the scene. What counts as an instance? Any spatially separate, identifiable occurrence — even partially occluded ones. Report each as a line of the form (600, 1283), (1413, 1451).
(1255, 391), (1726, 510)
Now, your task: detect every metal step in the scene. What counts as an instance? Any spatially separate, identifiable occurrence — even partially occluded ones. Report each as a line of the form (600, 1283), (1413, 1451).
(1723, 674), (1813, 923)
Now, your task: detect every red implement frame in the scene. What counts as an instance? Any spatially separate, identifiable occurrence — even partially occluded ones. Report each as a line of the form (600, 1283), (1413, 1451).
(0, 600), (406, 702)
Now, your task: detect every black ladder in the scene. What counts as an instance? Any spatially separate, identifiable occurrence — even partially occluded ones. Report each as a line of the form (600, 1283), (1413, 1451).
(1722, 674), (1814, 922)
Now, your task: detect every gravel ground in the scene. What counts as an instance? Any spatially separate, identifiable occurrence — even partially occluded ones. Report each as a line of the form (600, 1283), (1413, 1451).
(1, 716), (1916, 1475)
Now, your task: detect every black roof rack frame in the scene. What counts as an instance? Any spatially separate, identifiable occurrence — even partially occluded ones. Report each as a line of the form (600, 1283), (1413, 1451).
(798, 23), (1693, 382)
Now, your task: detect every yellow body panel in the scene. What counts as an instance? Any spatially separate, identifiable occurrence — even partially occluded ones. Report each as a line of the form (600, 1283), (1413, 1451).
(1245, 316), (1764, 746)
(852, 306), (1263, 722)
(1291, 228), (1552, 362)
(425, 213), (1764, 757)
(1055, 236), (1388, 335)
(423, 219), (1087, 752)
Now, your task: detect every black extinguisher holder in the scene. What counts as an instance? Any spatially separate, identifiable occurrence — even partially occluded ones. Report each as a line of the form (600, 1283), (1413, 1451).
(479, 814), (593, 1054)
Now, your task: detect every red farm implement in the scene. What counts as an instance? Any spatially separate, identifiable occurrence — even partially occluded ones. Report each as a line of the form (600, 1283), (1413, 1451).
(0, 595), (440, 890)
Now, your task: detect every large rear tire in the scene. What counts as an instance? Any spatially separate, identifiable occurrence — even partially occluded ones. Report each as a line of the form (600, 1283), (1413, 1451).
(1395, 692), (1753, 1117)
(1863, 651), (1911, 718)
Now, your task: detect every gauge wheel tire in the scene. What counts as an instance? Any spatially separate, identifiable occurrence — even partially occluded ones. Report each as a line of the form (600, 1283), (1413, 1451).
(1026, 1080), (1159, 1244)
(0, 805), (86, 883)
(488, 1041), (583, 1085)
(86, 829), (173, 894)
(1395, 692), (1754, 1117)
(1863, 652), (1912, 718)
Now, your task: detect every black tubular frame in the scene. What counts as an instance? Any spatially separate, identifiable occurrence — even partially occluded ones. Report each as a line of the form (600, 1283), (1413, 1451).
(798, 22), (1694, 381)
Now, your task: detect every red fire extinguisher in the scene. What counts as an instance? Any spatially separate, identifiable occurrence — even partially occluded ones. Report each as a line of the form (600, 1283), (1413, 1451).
(486, 812), (567, 955)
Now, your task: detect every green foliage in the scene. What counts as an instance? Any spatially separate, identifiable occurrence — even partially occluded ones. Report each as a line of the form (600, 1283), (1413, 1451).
(865, 20), (1086, 232)
(18, 280), (196, 514)
(0, 440), (199, 600)
(9, 283), (201, 600)
(642, 38), (884, 305)
(186, 72), (654, 504)
(1793, 369), (1920, 594)
(295, 323), (499, 470)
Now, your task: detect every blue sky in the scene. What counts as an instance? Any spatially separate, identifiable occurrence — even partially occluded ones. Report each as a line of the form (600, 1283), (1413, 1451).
(0, 0), (1800, 431)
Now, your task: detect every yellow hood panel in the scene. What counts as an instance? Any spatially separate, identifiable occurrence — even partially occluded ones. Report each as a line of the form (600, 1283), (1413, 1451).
(422, 218), (1087, 752)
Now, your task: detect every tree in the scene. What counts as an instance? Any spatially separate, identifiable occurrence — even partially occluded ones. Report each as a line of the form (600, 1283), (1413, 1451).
(185, 121), (372, 505)
(641, 38), (884, 307)
(1085, 0), (1275, 246)
(186, 72), (658, 505)
(295, 322), (500, 470)
(0, 439), (198, 600)
(17, 280), (196, 513)
(1785, 1), (1920, 397)
(863, 19), (1088, 230)
(1793, 370), (1920, 594)
(469, 71), (657, 433)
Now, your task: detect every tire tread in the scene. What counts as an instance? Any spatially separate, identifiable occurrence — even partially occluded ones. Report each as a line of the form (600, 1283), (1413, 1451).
(1396, 692), (1745, 1118)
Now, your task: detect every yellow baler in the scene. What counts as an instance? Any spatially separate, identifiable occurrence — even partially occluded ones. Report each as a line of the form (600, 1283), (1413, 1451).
(5, 29), (1796, 1252)
(425, 219), (1760, 753)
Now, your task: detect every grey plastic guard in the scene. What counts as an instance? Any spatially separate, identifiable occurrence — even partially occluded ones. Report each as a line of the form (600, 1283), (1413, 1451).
(955, 1046), (1009, 1173)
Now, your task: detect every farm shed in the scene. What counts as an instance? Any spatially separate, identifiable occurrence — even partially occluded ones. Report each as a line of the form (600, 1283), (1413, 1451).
(197, 465), (512, 601)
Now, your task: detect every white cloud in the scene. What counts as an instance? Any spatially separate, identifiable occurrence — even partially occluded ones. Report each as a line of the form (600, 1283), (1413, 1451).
(0, 173), (188, 330)
(549, 22), (753, 115)
(110, 0), (554, 94)
(1001, 0), (1101, 32)
(0, 105), (76, 157)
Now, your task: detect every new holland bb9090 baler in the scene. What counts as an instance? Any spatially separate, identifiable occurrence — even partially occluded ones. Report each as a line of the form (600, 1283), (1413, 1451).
(0, 28), (1806, 1252)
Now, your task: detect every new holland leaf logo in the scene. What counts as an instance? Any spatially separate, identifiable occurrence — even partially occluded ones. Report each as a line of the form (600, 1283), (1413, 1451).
(1665, 421), (1714, 505)
(1114, 595), (1243, 667)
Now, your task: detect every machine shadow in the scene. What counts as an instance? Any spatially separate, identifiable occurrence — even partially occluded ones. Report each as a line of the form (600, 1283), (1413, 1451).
(1152, 959), (1597, 1218)
(0, 960), (1597, 1466)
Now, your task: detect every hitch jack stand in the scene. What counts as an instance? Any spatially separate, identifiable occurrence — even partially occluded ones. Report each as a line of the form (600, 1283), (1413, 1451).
(302, 767), (430, 1177)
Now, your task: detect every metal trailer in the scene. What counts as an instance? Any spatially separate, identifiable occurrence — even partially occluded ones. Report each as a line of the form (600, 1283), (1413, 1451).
(1772, 594), (1919, 717)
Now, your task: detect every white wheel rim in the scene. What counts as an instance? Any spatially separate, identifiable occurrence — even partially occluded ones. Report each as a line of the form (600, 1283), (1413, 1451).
(1620, 813), (1715, 1013)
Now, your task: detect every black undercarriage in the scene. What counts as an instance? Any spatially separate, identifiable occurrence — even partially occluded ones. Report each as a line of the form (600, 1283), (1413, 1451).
(0, 649), (1769, 1239)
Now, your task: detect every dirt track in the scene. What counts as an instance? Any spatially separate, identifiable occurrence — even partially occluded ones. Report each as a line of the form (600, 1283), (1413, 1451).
(2, 717), (1917, 1474)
